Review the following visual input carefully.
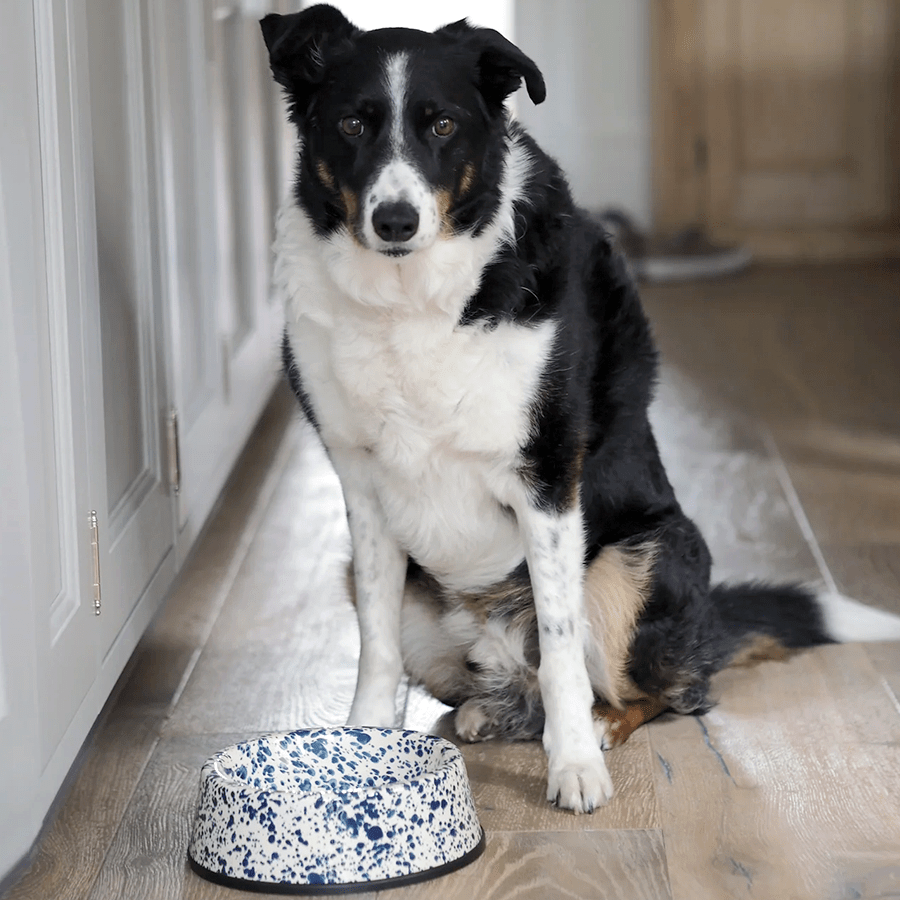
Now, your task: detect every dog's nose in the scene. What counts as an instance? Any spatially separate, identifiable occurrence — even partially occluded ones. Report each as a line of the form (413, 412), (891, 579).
(372, 201), (419, 243)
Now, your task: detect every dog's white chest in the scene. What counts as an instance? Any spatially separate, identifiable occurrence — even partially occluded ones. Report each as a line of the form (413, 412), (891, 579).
(279, 223), (556, 588)
(329, 313), (550, 457)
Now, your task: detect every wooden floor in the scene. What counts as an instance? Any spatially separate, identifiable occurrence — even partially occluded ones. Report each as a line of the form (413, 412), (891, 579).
(6, 264), (900, 900)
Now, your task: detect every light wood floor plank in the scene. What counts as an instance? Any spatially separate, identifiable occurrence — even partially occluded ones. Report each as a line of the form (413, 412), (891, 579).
(5, 713), (160, 900)
(164, 424), (359, 736)
(179, 830), (674, 900)
(84, 733), (264, 900)
(403, 687), (660, 832)
(651, 644), (900, 900)
(643, 264), (900, 436)
(779, 461), (900, 547)
(384, 830), (672, 900)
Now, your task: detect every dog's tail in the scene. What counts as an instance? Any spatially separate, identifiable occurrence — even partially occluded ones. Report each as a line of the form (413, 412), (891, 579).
(712, 583), (900, 667)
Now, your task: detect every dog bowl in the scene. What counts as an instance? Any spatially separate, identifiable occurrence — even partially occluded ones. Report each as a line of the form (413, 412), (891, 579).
(188, 727), (485, 893)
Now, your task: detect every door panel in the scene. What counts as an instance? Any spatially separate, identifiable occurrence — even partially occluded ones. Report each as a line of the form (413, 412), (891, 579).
(0, 0), (67, 854)
(90, 2), (149, 512)
(151, 0), (218, 430)
(737, 0), (848, 169)
(84, 0), (174, 650)
(152, 0), (282, 551)
(22, 0), (98, 765)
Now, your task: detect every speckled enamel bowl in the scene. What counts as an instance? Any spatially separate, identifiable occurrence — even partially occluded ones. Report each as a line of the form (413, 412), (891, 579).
(188, 727), (485, 893)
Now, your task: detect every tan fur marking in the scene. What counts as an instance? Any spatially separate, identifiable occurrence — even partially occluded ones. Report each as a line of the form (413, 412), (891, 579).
(584, 541), (658, 708)
(340, 187), (359, 223)
(436, 165), (477, 238)
(460, 577), (531, 625)
(436, 188), (454, 237)
(593, 696), (668, 748)
(459, 162), (476, 197)
(339, 188), (366, 246)
(315, 159), (335, 190)
(729, 633), (796, 668)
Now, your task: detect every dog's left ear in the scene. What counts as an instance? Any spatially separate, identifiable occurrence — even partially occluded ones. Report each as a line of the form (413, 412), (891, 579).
(438, 20), (546, 109)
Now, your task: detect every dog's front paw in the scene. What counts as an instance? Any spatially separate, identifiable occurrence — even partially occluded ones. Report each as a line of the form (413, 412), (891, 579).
(547, 753), (614, 813)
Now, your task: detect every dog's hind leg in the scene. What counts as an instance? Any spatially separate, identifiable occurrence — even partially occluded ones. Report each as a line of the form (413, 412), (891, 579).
(399, 576), (478, 709)
(453, 604), (545, 742)
(592, 696), (668, 750)
(455, 685), (545, 743)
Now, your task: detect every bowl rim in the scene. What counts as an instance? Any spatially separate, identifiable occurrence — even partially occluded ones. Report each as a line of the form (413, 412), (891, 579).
(203, 727), (466, 805)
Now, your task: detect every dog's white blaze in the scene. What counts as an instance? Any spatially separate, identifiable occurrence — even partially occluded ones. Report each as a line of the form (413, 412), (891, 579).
(358, 52), (440, 253)
(383, 52), (409, 153)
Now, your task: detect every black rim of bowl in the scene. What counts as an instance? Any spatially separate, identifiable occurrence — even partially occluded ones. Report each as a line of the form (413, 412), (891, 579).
(187, 829), (486, 895)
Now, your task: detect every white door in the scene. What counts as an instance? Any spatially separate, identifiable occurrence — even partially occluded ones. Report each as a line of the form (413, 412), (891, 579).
(0, 0), (99, 863)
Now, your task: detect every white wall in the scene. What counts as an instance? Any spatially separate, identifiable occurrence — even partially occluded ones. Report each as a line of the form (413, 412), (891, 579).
(327, 0), (513, 35)
(515, 0), (652, 226)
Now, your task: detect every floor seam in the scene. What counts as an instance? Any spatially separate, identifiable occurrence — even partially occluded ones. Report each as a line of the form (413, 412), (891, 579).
(762, 427), (839, 594)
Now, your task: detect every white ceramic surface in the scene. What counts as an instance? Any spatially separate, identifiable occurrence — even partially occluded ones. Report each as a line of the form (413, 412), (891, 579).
(188, 727), (484, 892)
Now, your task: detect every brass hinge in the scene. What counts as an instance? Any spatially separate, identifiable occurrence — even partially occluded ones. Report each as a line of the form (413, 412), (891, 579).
(167, 408), (181, 495)
(89, 510), (102, 616)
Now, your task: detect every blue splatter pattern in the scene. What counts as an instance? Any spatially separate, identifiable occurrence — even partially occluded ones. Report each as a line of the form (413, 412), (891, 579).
(188, 727), (483, 888)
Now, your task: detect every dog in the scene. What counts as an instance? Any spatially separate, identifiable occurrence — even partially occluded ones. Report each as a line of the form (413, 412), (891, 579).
(260, 5), (900, 813)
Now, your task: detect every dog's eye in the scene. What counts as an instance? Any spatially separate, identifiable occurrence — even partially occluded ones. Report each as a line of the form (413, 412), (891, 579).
(432, 116), (455, 138)
(340, 116), (364, 137)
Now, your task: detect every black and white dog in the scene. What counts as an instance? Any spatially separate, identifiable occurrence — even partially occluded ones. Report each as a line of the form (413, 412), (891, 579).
(260, 5), (900, 813)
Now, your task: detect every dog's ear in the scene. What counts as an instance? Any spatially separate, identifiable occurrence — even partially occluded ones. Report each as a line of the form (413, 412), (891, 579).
(260, 5), (358, 92)
(438, 20), (546, 109)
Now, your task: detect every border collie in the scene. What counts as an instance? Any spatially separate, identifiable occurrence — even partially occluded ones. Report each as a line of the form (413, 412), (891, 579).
(260, 5), (900, 812)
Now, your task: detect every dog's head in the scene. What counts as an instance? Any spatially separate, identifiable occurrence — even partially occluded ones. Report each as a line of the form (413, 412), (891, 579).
(261, 4), (544, 258)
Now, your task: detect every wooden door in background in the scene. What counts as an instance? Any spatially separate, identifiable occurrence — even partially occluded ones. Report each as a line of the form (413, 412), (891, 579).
(652, 0), (900, 259)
